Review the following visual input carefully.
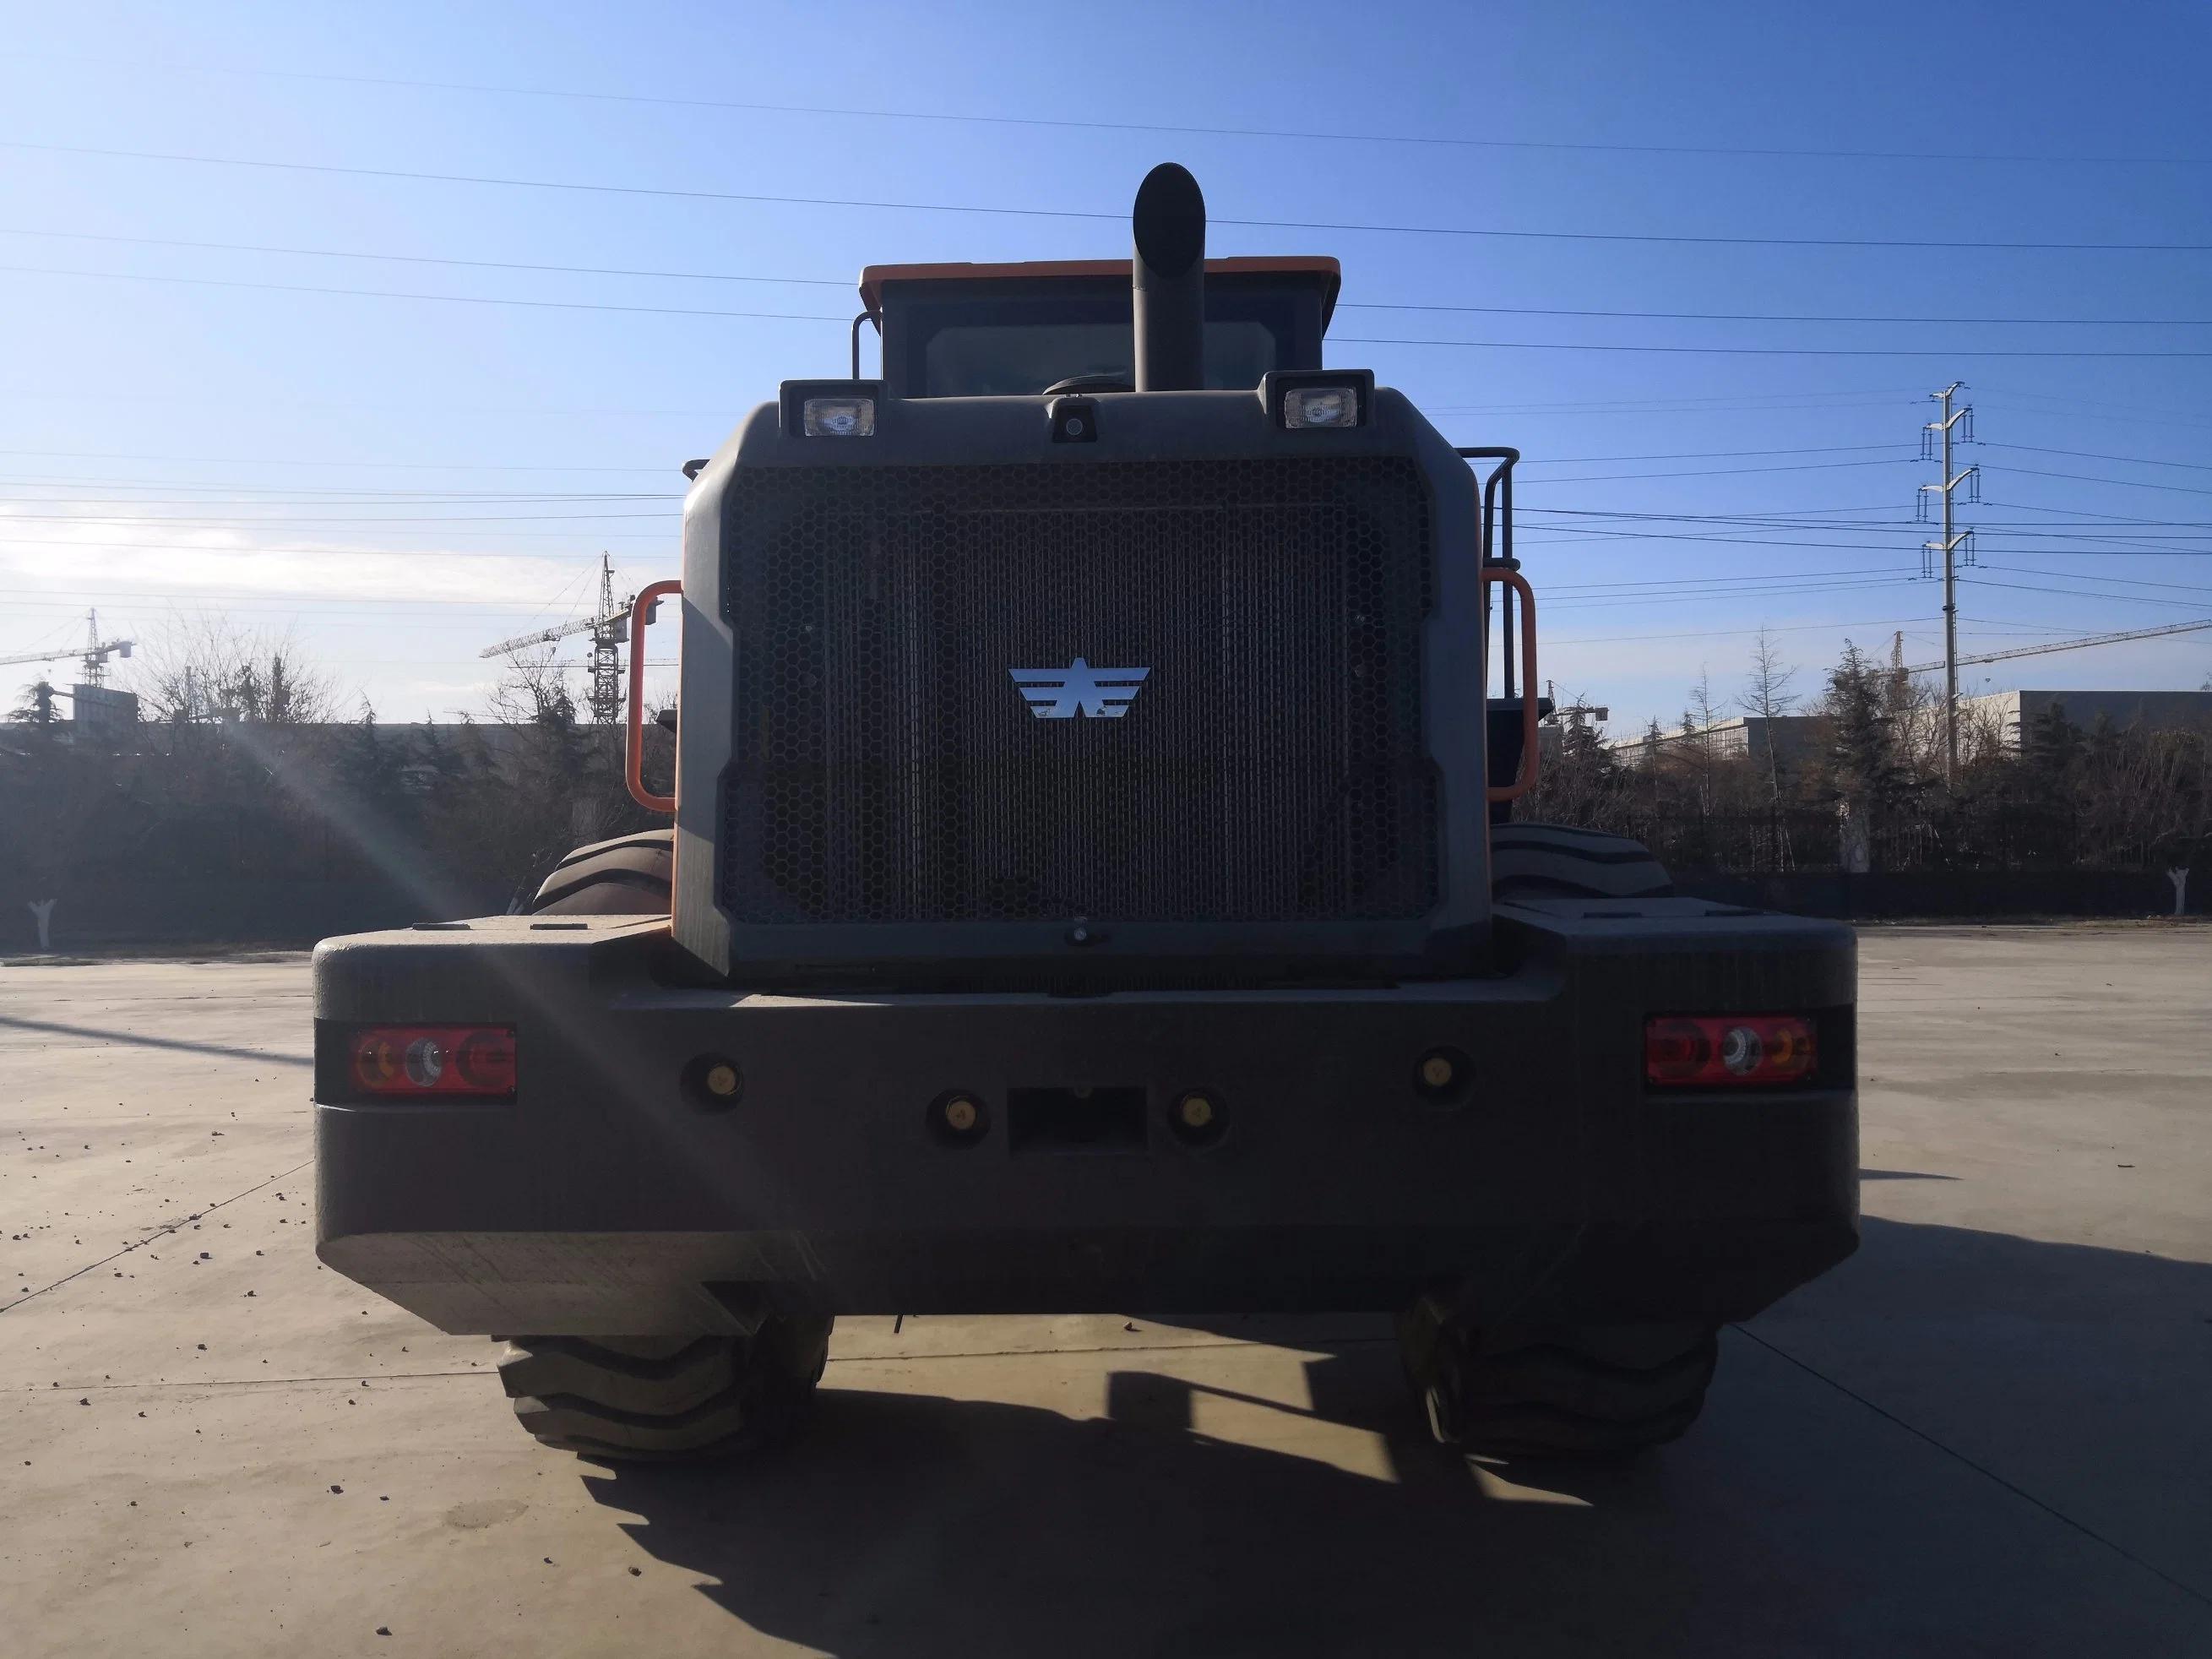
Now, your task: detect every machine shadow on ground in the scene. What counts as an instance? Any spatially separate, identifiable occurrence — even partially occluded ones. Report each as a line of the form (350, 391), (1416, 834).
(577, 1216), (2212, 1658)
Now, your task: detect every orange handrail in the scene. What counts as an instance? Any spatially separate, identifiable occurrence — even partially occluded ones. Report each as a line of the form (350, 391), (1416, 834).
(1481, 566), (1541, 803)
(627, 579), (682, 813)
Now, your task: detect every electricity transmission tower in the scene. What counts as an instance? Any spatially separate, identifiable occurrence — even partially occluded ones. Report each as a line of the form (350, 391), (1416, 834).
(1920, 384), (1977, 785)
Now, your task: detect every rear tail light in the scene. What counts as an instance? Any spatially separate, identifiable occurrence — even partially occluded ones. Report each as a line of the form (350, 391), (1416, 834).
(1645, 1015), (1817, 1088)
(351, 1026), (516, 1098)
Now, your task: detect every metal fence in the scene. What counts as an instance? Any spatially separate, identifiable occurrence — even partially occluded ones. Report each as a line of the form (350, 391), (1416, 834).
(1606, 806), (2087, 874)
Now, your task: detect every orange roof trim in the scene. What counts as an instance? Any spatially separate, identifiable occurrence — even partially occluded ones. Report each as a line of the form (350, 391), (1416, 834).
(859, 257), (1343, 329)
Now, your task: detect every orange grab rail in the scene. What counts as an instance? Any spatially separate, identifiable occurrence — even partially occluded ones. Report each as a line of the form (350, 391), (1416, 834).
(1482, 566), (1540, 804)
(627, 579), (682, 813)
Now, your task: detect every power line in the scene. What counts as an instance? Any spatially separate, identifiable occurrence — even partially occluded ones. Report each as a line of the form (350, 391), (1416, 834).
(14, 259), (2211, 357)
(1434, 389), (1928, 416)
(0, 441), (1901, 477)
(0, 446), (672, 473)
(1523, 443), (1907, 463)
(1522, 459), (1911, 483)
(1982, 498), (2212, 527)
(1976, 384), (2212, 429)
(0, 388), (743, 416)
(1987, 464), (2212, 497)
(7, 139), (2211, 252)
(18, 256), (2209, 363)
(0, 384), (1915, 417)
(9, 226), (2211, 327)
(1346, 298), (2212, 326)
(1982, 443), (2212, 473)
(1959, 575), (2212, 609)
(1543, 578), (1926, 612)
(23, 52), (2210, 168)
(0, 262), (846, 324)
(1544, 563), (1916, 593)
(1551, 615), (1940, 645)
(1552, 564), (2212, 600)
(1339, 333), (2212, 358)
(0, 480), (678, 502)
(0, 225), (851, 288)
(0, 533), (660, 554)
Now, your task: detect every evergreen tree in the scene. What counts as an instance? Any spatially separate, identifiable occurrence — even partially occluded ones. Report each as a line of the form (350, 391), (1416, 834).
(2025, 699), (2083, 790)
(1823, 642), (1914, 809)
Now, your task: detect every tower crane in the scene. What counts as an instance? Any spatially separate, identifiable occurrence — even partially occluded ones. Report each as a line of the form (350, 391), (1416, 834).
(0, 609), (135, 683)
(1903, 616), (2212, 675)
(480, 555), (640, 726)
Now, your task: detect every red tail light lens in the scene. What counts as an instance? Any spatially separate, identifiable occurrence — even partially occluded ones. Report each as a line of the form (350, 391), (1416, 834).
(1645, 1015), (1816, 1088)
(351, 1026), (516, 1098)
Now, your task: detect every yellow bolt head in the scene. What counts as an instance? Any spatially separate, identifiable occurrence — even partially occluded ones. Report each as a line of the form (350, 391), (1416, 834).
(704, 1063), (741, 1097)
(1420, 1055), (1456, 1090)
(1178, 1093), (1215, 1129)
(943, 1096), (980, 1133)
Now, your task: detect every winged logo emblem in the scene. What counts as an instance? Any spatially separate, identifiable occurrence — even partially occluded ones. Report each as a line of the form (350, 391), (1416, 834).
(1008, 656), (1150, 719)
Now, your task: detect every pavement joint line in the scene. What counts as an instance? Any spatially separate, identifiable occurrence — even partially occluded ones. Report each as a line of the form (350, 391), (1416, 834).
(1731, 1321), (2212, 1611)
(0, 1158), (314, 1315)
(0, 1012), (313, 1067)
(22, 1369), (487, 1390)
(14, 1336), (1402, 1392)
(827, 1335), (1399, 1363)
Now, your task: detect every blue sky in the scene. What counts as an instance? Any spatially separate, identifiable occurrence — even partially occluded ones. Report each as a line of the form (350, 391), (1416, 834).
(3, 2), (2208, 731)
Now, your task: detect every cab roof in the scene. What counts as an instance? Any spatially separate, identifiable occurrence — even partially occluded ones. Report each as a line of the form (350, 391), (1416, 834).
(859, 257), (1343, 333)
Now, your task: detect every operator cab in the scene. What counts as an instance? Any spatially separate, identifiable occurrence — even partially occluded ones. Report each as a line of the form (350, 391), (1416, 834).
(860, 258), (1341, 397)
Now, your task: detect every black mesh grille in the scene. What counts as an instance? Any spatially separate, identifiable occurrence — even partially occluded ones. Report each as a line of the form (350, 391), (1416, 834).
(721, 458), (1436, 925)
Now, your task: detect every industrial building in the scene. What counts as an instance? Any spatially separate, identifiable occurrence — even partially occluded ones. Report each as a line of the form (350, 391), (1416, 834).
(1606, 715), (1822, 770)
(1959, 689), (2212, 749)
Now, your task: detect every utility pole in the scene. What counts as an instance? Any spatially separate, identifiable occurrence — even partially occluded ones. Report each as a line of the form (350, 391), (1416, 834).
(1920, 384), (1976, 786)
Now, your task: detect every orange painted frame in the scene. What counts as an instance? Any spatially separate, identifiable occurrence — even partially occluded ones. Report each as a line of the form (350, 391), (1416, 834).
(626, 579), (682, 813)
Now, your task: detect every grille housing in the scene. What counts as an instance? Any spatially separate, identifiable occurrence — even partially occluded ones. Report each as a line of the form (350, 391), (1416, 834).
(720, 458), (1436, 927)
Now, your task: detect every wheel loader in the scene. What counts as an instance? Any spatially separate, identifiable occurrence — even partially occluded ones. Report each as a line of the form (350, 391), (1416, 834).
(315, 165), (1856, 1460)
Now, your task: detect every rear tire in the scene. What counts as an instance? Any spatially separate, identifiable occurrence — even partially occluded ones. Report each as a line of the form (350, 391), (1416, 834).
(497, 1316), (834, 1460)
(1491, 822), (1672, 902)
(1398, 1304), (1717, 1458)
(527, 829), (672, 915)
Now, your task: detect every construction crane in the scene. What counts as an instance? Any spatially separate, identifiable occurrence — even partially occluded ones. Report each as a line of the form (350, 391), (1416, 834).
(0, 608), (135, 683)
(1904, 616), (2212, 675)
(480, 555), (635, 726)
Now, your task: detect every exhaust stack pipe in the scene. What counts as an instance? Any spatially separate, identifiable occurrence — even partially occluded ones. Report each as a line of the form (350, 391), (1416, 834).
(1133, 164), (1206, 392)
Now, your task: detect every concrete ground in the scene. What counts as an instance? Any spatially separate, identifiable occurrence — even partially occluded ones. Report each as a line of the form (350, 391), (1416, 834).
(3, 926), (2209, 1656)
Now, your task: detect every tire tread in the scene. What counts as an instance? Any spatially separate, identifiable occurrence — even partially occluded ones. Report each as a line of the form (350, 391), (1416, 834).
(496, 1317), (832, 1461)
(1491, 822), (1673, 901)
(528, 830), (674, 915)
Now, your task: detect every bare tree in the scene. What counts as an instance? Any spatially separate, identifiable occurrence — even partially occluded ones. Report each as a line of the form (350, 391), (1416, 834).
(1736, 628), (1801, 864)
(483, 648), (622, 881)
(1880, 631), (1939, 780)
(2078, 717), (2210, 870)
(132, 617), (340, 725)
(1684, 667), (1724, 742)
(1736, 629), (1798, 792)
(1673, 667), (1729, 812)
